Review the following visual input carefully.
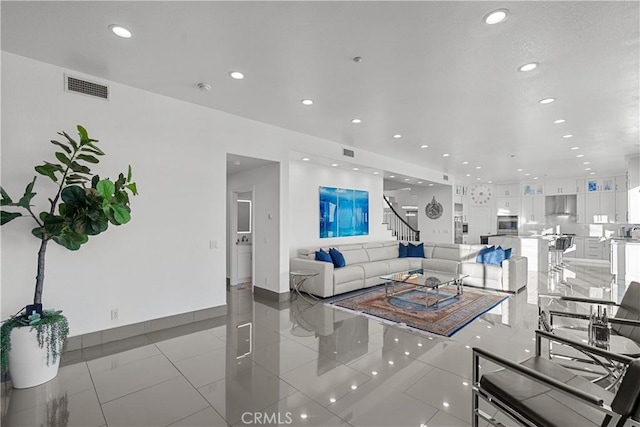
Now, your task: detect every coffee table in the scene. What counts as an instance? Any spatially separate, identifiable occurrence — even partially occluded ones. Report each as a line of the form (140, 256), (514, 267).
(380, 269), (468, 309)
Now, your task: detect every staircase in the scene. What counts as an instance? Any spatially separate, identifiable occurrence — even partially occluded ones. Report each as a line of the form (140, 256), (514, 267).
(383, 196), (420, 241)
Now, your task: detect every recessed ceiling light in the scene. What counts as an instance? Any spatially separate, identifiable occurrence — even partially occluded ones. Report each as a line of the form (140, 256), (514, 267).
(351, 385), (358, 390)
(539, 97), (556, 104)
(393, 134), (402, 139)
(590, 172), (596, 175)
(197, 82), (212, 91)
(351, 118), (362, 124)
(517, 168), (523, 172)
(442, 401), (451, 407)
(466, 174), (471, 177)
(420, 144), (429, 148)
(488, 181), (493, 184)
(390, 175), (395, 178)
(563, 134), (574, 138)
(373, 171), (379, 175)
(229, 71), (244, 80)
(554, 119), (566, 124)
(442, 153), (450, 157)
(109, 25), (132, 38)
(462, 161), (469, 165)
(417, 181), (423, 184)
(583, 161), (590, 165)
(302, 157), (310, 161)
(329, 397), (336, 403)
(533, 177), (539, 180)
(518, 62), (538, 72)
(484, 9), (508, 25)
(570, 146), (580, 150)
(525, 173), (531, 176)
(475, 166), (482, 169)
(476, 178), (481, 181)
(301, 99), (314, 106)
(576, 154), (584, 158)
(300, 414), (308, 420)
(353, 167), (359, 171)
(429, 183), (434, 186)
(585, 167), (592, 171)
(404, 178), (410, 181)
(331, 163), (338, 167)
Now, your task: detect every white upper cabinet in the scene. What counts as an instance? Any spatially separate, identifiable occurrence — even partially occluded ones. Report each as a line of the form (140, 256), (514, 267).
(496, 196), (521, 215)
(546, 179), (578, 195)
(585, 192), (616, 223)
(521, 194), (545, 223)
(615, 175), (628, 191)
(496, 183), (520, 197)
(616, 190), (628, 223)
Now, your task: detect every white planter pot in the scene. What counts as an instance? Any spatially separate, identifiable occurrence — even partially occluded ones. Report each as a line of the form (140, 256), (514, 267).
(8, 325), (61, 389)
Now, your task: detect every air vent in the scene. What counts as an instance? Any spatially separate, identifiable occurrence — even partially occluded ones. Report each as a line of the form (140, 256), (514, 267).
(64, 74), (109, 100)
(343, 148), (355, 158)
(443, 174), (449, 181)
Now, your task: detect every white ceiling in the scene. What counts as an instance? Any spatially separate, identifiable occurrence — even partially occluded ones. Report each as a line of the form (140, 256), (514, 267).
(2, 1), (638, 184)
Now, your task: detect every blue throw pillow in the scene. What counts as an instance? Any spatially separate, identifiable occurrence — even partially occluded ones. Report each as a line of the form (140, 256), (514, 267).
(408, 243), (425, 258)
(315, 249), (332, 263)
(486, 246), (506, 265)
(398, 243), (409, 258)
(476, 246), (494, 263)
(503, 247), (512, 260)
(329, 248), (346, 268)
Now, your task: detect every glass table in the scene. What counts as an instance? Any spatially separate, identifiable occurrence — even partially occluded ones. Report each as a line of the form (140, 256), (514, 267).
(380, 269), (468, 309)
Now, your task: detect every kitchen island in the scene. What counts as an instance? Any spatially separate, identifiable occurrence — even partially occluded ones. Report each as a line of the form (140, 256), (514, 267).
(611, 238), (640, 287)
(488, 235), (550, 272)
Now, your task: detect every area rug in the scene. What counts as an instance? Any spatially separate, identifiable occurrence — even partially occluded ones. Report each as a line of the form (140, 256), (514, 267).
(330, 284), (508, 337)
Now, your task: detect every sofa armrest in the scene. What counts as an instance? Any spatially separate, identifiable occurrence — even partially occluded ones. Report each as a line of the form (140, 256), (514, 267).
(501, 255), (528, 292)
(289, 258), (335, 298)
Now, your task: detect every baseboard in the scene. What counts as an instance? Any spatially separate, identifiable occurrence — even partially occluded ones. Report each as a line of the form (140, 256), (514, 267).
(64, 304), (227, 351)
(253, 285), (290, 302)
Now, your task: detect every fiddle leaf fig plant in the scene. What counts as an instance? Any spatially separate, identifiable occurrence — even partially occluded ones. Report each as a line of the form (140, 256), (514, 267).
(0, 125), (138, 371)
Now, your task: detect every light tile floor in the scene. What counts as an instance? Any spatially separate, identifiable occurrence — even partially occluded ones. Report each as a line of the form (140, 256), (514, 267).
(1, 261), (619, 427)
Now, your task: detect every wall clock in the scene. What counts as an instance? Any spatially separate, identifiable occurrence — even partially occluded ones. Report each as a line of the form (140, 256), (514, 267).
(425, 196), (443, 219)
(470, 185), (492, 205)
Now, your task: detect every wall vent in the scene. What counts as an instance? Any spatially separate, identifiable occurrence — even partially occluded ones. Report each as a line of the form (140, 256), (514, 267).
(343, 148), (355, 158)
(64, 74), (109, 100)
(443, 174), (449, 181)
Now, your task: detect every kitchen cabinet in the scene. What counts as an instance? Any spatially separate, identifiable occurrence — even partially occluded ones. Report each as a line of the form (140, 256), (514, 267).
(616, 191), (628, 223)
(545, 179), (577, 195)
(521, 194), (545, 223)
(584, 237), (607, 260)
(576, 194), (586, 223)
(585, 192), (616, 224)
(496, 183), (520, 197)
(496, 196), (520, 215)
(585, 177), (616, 192)
(615, 175), (628, 191)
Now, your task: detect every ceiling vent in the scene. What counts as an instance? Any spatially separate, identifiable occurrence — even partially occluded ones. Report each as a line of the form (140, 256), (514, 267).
(64, 74), (109, 100)
(443, 174), (449, 181)
(343, 148), (355, 158)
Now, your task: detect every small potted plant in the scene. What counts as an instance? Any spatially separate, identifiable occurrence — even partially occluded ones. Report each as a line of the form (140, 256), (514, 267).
(0, 125), (137, 388)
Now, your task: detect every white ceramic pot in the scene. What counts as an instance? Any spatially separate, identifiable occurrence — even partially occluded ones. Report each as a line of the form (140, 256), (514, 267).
(8, 325), (61, 389)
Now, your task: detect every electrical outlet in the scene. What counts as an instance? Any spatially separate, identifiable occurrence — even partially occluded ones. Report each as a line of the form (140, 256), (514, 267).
(264, 277), (270, 285)
(209, 240), (217, 249)
(111, 309), (119, 320)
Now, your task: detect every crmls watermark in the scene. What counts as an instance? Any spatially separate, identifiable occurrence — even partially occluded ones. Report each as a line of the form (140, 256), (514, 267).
(241, 412), (293, 425)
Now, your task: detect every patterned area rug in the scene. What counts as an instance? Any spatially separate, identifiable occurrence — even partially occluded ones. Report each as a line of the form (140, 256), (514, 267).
(330, 284), (508, 337)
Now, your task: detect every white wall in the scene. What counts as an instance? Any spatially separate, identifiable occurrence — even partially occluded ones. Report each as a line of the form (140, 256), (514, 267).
(288, 162), (392, 255)
(227, 163), (282, 293)
(1, 52), (451, 335)
(416, 185), (453, 243)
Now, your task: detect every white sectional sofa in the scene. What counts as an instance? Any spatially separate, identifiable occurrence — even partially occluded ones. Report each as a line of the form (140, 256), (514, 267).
(290, 241), (528, 298)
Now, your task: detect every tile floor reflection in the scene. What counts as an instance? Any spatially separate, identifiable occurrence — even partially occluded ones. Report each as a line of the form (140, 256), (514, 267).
(1, 261), (617, 426)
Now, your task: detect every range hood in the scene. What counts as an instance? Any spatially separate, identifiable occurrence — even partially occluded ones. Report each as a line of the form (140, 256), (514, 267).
(545, 195), (577, 216)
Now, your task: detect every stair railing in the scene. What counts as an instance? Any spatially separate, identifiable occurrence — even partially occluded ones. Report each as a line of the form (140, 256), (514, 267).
(382, 196), (420, 241)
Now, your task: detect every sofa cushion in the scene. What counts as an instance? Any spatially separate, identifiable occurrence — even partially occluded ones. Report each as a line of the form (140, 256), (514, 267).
(432, 244), (466, 262)
(486, 246), (506, 265)
(333, 265), (364, 285)
(361, 261), (390, 279)
(398, 243), (409, 258)
(367, 246), (390, 262)
(342, 248), (370, 265)
(408, 242), (425, 258)
(386, 258), (413, 272)
(329, 248), (346, 268)
(476, 245), (494, 263)
(315, 249), (332, 263)
(422, 258), (459, 274)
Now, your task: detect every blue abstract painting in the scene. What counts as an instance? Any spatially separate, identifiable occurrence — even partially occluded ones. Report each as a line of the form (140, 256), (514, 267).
(319, 186), (369, 238)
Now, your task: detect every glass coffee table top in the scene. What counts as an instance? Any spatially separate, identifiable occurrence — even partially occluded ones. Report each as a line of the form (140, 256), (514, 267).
(380, 269), (468, 309)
